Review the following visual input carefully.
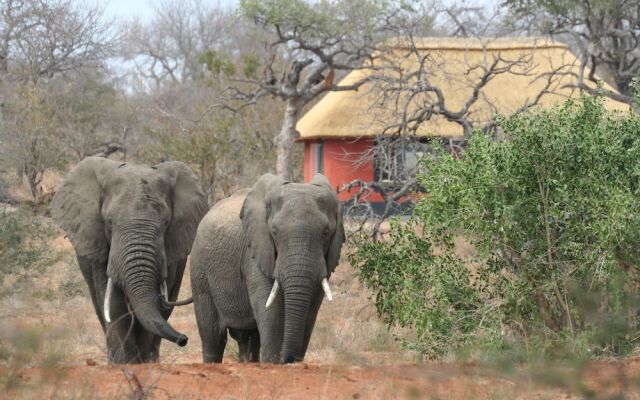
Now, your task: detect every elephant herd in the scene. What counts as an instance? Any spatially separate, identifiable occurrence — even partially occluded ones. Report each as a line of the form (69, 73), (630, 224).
(50, 157), (345, 364)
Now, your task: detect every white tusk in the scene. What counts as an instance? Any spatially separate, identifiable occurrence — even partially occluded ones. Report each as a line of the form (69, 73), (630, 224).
(321, 278), (333, 301)
(104, 278), (114, 323)
(161, 281), (168, 301)
(265, 280), (279, 309)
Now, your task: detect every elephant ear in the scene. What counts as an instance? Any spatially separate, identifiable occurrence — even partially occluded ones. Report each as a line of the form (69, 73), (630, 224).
(50, 156), (121, 261)
(240, 173), (286, 279)
(155, 161), (208, 267)
(311, 174), (345, 277)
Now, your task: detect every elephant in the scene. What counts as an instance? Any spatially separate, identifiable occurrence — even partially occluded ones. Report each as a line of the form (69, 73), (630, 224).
(188, 173), (344, 364)
(50, 156), (208, 364)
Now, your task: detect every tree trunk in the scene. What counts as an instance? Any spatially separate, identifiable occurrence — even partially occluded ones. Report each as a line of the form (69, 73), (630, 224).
(274, 99), (301, 181)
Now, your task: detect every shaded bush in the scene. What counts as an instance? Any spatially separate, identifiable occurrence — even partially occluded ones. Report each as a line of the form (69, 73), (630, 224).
(351, 96), (640, 359)
(0, 207), (56, 295)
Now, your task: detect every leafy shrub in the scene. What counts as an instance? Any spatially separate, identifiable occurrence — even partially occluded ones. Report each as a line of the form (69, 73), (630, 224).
(351, 95), (640, 359)
(0, 207), (56, 294)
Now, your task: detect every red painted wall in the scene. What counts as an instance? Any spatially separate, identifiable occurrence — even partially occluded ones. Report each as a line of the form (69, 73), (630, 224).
(304, 139), (384, 202)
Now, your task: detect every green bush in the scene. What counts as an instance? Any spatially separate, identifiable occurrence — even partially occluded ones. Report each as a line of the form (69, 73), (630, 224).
(351, 95), (640, 359)
(0, 207), (56, 294)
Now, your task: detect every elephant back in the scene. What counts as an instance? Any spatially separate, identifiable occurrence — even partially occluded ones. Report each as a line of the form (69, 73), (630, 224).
(209, 188), (250, 220)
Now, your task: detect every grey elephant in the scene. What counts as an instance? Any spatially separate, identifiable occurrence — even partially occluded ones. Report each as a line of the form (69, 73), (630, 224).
(188, 173), (344, 364)
(51, 157), (208, 364)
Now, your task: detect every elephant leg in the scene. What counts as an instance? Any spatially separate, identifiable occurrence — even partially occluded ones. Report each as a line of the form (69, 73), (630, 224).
(194, 291), (226, 363)
(228, 329), (260, 363)
(105, 286), (140, 363)
(77, 256), (107, 332)
(249, 272), (284, 363)
(248, 329), (260, 363)
(134, 326), (160, 363)
(84, 257), (140, 363)
(167, 259), (187, 304)
(301, 292), (324, 358)
(149, 336), (161, 362)
(229, 329), (251, 362)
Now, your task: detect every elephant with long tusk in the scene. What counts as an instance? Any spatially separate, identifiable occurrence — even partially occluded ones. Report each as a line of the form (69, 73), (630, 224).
(188, 173), (345, 364)
(51, 157), (208, 364)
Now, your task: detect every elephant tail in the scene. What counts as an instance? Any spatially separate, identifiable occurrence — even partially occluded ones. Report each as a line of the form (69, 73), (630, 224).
(157, 295), (194, 310)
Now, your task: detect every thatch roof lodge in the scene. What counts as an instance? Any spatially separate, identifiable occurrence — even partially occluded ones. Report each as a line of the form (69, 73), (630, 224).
(297, 37), (630, 206)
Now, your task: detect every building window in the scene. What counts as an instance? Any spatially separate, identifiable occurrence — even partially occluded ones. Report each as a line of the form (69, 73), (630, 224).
(374, 138), (425, 183)
(310, 141), (324, 174)
(373, 137), (465, 189)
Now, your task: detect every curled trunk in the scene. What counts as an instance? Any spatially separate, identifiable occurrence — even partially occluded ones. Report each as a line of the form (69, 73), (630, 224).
(120, 241), (187, 347)
(127, 292), (188, 346)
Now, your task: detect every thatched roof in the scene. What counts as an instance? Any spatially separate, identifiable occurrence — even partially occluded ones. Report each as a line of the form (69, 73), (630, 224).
(297, 37), (631, 140)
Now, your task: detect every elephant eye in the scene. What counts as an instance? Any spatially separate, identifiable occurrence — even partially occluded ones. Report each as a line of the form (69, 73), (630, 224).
(323, 227), (330, 236)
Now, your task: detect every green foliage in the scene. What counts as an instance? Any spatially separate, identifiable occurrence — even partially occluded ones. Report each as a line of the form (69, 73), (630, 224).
(0, 207), (57, 295)
(240, 0), (394, 41)
(199, 49), (236, 77)
(356, 221), (504, 359)
(138, 114), (237, 201)
(242, 54), (261, 79)
(138, 104), (281, 201)
(351, 95), (640, 359)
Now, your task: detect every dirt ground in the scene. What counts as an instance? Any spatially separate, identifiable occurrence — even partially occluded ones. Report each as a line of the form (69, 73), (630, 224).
(2, 227), (640, 399)
(6, 359), (640, 400)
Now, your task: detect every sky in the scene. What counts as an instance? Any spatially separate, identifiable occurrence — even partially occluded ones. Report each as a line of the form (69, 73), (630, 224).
(101, 0), (154, 21)
(101, 0), (237, 21)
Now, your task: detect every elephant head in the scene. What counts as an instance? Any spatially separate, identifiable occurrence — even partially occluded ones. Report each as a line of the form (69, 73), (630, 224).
(51, 157), (207, 347)
(240, 173), (345, 363)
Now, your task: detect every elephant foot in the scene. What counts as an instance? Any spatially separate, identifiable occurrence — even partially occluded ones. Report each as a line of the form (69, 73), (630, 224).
(282, 355), (304, 364)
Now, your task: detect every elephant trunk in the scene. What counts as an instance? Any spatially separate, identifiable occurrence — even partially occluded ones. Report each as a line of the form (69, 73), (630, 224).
(127, 291), (188, 347)
(121, 242), (187, 347)
(280, 275), (314, 363)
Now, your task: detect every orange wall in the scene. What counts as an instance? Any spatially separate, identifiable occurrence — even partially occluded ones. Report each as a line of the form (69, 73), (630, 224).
(304, 139), (384, 202)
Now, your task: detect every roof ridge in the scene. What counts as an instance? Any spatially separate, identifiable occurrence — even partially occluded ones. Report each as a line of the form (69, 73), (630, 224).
(382, 36), (568, 51)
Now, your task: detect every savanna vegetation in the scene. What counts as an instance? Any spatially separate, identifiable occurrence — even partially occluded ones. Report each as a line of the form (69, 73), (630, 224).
(352, 95), (640, 360)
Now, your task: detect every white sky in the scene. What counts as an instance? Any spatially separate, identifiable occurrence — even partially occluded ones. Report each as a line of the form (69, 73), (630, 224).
(101, 0), (154, 21)
(101, 0), (238, 21)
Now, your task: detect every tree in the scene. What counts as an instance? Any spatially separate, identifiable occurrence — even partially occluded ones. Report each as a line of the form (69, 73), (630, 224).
(123, 0), (236, 86)
(0, 82), (66, 199)
(504, 0), (640, 105)
(52, 71), (128, 160)
(0, 0), (115, 83)
(351, 95), (640, 358)
(235, 0), (412, 180)
(122, 0), (288, 199)
(0, 0), (117, 201)
(0, 72), (123, 200)
(135, 80), (283, 203)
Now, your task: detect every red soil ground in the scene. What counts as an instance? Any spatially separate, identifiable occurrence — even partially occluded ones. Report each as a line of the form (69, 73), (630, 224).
(4, 357), (640, 399)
